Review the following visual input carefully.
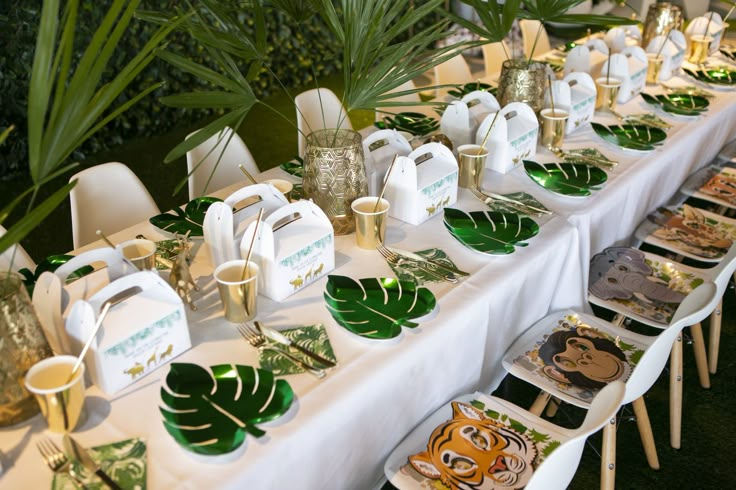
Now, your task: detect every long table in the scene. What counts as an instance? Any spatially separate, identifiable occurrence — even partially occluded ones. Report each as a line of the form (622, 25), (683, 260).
(2, 67), (736, 489)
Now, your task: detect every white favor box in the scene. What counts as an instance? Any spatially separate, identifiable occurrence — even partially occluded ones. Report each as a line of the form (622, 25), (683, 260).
(564, 41), (609, 76)
(645, 31), (686, 80)
(686, 13), (724, 55)
(241, 200), (334, 301)
(384, 142), (458, 225)
(476, 102), (539, 174)
(362, 129), (412, 195)
(605, 26), (641, 53)
(544, 73), (596, 134)
(600, 47), (647, 103)
(66, 271), (191, 395)
(439, 91), (500, 148)
(203, 183), (289, 268)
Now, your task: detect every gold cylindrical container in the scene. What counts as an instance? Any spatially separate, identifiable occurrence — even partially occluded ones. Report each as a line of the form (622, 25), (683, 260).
(688, 35), (712, 64)
(646, 54), (664, 85)
(0, 272), (53, 426)
(264, 178), (294, 201)
(457, 144), (488, 189)
(497, 59), (547, 113)
(351, 197), (390, 249)
(595, 77), (622, 112)
(117, 238), (156, 270)
(642, 2), (683, 48)
(303, 129), (368, 235)
(540, 109), (569, 150)
(25, 355), (86, 433)
(214, 260), (259, 323)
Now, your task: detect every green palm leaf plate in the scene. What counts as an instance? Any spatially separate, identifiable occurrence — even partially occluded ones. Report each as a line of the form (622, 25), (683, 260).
(160, 363), (294, 456)
(18, 255), (94, 295)
(280, 156), (304, 178)
(591, 122), (667, 152)
(443, 208), (540, 255)
(524, 160), (608, 197)
(640, 93), (709, 117)
(324, 275), (437, 340)
(149, 196), (223, 237)
(684, 66), (736, 86)
(374, 112), (439, 136)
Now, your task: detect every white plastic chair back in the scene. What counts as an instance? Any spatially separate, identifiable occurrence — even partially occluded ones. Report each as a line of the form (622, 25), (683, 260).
(708, 242), (736, 295)
(295, 88), (352, 158)
(482, 41), (509, 78)
(186, 127), (259, 200)
(681, 1), (710, 19)
(526, 381), (626, 490)
(433, 54), (473, 98)
(69, 162), (160, 249)
(520, 20), (552, 59)
(374, 80), (435, 120)
(0, 224), (35, 272)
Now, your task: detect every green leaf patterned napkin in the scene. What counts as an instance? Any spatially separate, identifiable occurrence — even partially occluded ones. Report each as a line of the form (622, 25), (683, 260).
(385, 248), (461, 285)
(52, 438), (146, 490)
(259, 324), (336, 376)
(481, 193), (549, 216)
(562, 148), (617, 169)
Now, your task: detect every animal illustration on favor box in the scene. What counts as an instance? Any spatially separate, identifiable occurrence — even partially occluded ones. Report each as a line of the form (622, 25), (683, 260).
(289, 275), (303, 290)
(426, 204), (437, 216)
(700, 172), (736, 205)
(441, 196), (450, 207)
(409, 401), (537, 490)
(304, 265), (314, 282)
(159, 344), (174, 362)
(314, 263), (324, 276)
(652, 205), (733, 258)
(147, 349), (157, 368)
(123, 362), (145, 380)
(168, 232), (199, 310)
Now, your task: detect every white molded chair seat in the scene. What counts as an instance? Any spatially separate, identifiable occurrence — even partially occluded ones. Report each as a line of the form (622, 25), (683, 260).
(374, 80), (436, 121)
(519, 19), (552, 59)
(384, 382), (625, 490)
(295, 88), (352, 158)
(69, 162), (160, 249)
(502, 282), (719, 489)
(433, 54), (474, 98)
(0, 224), (35, 272)
(482, 41), (510, 79)
(186, 126), (259, 200)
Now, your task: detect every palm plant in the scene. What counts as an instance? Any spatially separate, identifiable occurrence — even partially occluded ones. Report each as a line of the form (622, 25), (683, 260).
(0, 0), (180, 256)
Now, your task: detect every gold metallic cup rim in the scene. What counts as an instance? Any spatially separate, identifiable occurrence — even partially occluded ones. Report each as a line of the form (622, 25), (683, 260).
(264, 178), (294, 201)
(351, 197), (390, 249)
(214, 260), (260, 323)
(25, 355), (86, 433)
(540, 109), (569, 151)
(457, 144), (488, 190)
(117, 238), (156, 270)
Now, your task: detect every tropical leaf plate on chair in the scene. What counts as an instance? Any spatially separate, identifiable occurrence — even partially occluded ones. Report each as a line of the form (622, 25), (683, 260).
(591, 122), (666, 151)
(524, 160), (607, 197)
(18, 255), (94, 295)
(374, 112), (439, 136)
(149, 196), (222, 237)
(324, 275), (436, 340)
(443, 208), (539, 255)
(160, 363), (294, 455)
(684, 66), (736, 86)
(279, 156), (304, 178)
(640, 93), (709, 117)
(446, 82), (496, 99)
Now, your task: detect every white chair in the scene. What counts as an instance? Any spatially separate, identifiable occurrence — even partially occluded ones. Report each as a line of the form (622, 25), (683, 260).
(679, 0), (711, 19)
(374, 80), (436, 121)
(502, 282), (719, 490)
(0, 224), (35, 272)
(186, 127), (259, 200)
(433, 54), (473, 98)
(69, 162), (160, 249)
(295, 88), (352, 158)
(482, 41), (510, 78)
(384, 381), (625, 490)
(519, 19), (552, 59)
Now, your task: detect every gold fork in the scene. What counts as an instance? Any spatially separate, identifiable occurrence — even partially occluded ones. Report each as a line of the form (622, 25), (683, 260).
(37, 438), (86, 488)
(237, 324), (325, 379)
(376, 245), (456, 283)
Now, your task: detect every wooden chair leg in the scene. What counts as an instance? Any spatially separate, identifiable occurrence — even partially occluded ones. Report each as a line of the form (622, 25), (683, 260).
(600, 416), (617, 490)
(709, 298), (723, 374)
(670, 335), (683, 449)
(632, 397), (660, 470)
(529, 391), (551, 416)
(689, 323), (710, 389)
(544, 396), (561, 418)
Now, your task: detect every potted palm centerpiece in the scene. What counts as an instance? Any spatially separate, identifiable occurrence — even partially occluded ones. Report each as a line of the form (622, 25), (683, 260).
(451, 0), (636, 112)
(145, 0), (464, 234)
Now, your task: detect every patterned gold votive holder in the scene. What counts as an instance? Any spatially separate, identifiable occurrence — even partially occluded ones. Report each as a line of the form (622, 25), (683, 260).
(646, 54), (664, 85)
(25, 355), (86, 433)
(351, 197), (390, 249)
(214, 260), (259, 323)
(117, 238), (156, 270)
(264, 179), (294, 201)
(688, 35), (712, 64)
(540, 109), (569, 151)
(595, 77), (622, 112)
(457, 144), (488, 189)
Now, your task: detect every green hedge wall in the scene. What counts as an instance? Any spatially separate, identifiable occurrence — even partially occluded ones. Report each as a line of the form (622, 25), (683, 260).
(0, 0), (342, 180)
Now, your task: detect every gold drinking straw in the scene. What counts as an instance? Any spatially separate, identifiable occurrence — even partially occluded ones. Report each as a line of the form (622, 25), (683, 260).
(478, 111), (501, 155)
(373, 154), (398, 213)
(548, 76), (556, 117)
(656, 28), (672, 58)
(238, 164), (258, 184)
(95, 229), (116, 249)
(241, 208), (264, 281)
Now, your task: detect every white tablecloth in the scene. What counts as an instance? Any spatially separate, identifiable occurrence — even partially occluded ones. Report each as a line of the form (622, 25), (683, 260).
(2, 70), (736, 489)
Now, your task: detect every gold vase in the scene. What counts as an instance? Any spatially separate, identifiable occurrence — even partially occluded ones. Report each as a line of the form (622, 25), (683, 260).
(642, 2), (683, 48)
(303, 129), (368, 235)
(0, 272), (53, 426)
(497, 59), (547, 113)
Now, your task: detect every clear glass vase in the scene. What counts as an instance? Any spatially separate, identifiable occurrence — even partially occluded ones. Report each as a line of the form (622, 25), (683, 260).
(303, 129), (369, 235)
(0, 271), (53, 426)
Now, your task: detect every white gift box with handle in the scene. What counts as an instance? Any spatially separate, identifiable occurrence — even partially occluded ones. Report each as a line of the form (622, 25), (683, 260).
(564, 41), (609, 76)
(476, 102), (539, 174)
(240, 200), (334, 301)
(544, 73), (596, 134)
(362, 129), (413, 195)
(65, 270), (191, 395)
(599, 47), (647, 103)
(439, 91), (500, 148)
(686, 13), (724, 55)
(383, 143), (458, 225)
(203, 183), (289, 268)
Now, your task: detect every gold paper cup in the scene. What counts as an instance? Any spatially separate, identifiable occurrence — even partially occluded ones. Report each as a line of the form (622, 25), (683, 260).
(457, 144), (488, 189)
(264, 179), (294, 201)
(117, 238), (156, 270)
(214, 260), (259, 323)
(25, 355), (86, 433)
(595, 77), (622, 112)
(540, 109), (569, 151)
(688, 35), (712, 64)
(351, 197), (390, 250)
(646, 54), (664, 85)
